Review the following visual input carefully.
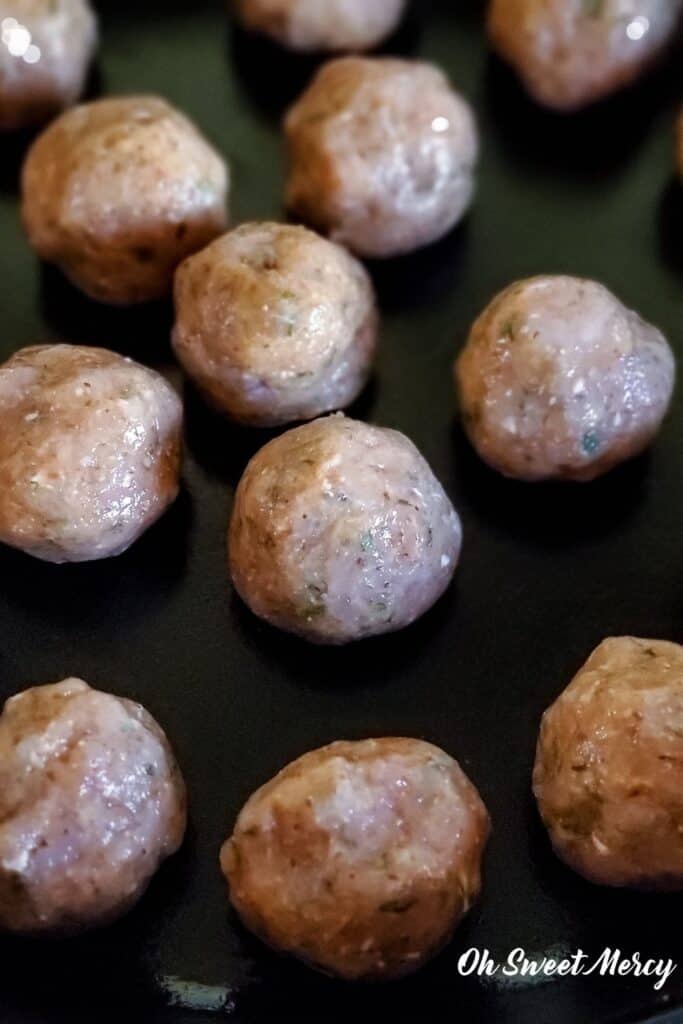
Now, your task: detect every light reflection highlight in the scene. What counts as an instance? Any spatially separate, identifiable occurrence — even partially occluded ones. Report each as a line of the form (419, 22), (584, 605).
(626, 15), (650, 41)
(1, 16), (41, 63)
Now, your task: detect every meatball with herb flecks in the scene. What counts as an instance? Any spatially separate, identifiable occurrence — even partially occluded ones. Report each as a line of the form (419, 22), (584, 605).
(232, 0), (407, 52)
(172, 222), (378, 426)
(228, 415), (462, 644)
(455, 276), (674, 482)
(487, 0), (682, 112)
(0, 678), (186, 933)
(534, 637), (683, 889)
(221, 738), (490, 979)
(0, 344), (182, 562)
(0, 0), (97, 132)
(21, 95), (229, 304)
(284, 57), (478, 259)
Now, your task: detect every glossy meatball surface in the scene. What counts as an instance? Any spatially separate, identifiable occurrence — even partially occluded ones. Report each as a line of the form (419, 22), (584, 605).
(0, 0), (97, 131)
(21, 95), (229, 304)
(233, 0), (406, 51)
(172, 223), (378, 426)
(228, 416), (462, 644)
(0, 678), (186, 933)
(534, 637), (683, 889)
(221, 738), (490, 979)
(284, 57), (478, 259)
(488, 0), (682, 111)
(0, 344), (182, 563)
(455, 276), (674, 482)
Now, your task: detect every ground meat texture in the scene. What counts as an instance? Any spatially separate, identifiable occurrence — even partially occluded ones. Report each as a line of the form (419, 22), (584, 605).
(455, 276), (674, 482)
(21, 95), (229, 305)
(228, 415), (462, 644)
(172, 223), (378, 427)
(221, 738), (490, 980)
(0, 678), (186, 933)
(232, 0), (406, 51)
(0, 0), (97, 132)
(488, 0), (682, 112)
(0, 344), (182, 563)
(534, 638), (683, 890)
(284, 57), (478, 260)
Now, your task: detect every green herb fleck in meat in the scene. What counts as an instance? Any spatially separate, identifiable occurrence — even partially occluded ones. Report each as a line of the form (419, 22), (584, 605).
(360, 531), (374, 552)
(195, 178), (216, 197)
(582, 431), (601, 456)
(298, 582), (326, 620)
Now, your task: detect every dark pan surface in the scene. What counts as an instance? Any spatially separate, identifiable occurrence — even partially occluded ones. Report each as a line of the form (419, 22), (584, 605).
(0, 2), (681, 1022)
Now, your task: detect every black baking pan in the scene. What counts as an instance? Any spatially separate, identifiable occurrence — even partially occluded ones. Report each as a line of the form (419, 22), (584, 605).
(0, 2), (681, 1022)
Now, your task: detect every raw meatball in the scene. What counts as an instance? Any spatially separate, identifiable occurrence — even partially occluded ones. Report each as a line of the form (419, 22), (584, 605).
(455, 276), (674, 482)
(0, 678), (186, 933)
(21, 95), (229, 304)
(488, 0), (682, 112)
(228, 415), (462, 644)
(534, 637), (683, 889)
(0, 0), (97, 132)
(0, 344), (182, 563)
(221, 738), (490, 980)
(232, 0), (406, 51)
(172, 223), (378, 427)
(284, 57), (478, 259)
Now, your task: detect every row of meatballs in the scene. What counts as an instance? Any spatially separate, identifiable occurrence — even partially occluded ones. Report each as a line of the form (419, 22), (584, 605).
(2, 1), (682, 133)
(7, 6), (683, 282)
(0, 261), (675, 645)
(12, 53), (683, 282)
(1, 634), (682, 981)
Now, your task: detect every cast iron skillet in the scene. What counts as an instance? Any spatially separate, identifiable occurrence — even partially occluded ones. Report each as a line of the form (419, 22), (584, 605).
(0, 2), (681, 1021)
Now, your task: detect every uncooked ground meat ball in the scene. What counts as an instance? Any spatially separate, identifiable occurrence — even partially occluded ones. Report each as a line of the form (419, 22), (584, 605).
(172, 223), (378, 427)
(221, 738), (490, 979)
(0, 678), (186, 933)
(228, 415), (462, 644)
(21, 95), (229, 304)
(534, 637), (683, 889)
(232, 0), (407, 52)
(0, 0), (97, 132)
(488, 0), (682, 112)
(0, 344), (182, 563)
(455, 276), (675, 482)
(284, 57), (478, 259)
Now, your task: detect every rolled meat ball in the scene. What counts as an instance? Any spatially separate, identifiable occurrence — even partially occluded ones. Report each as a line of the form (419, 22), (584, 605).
(455, 276), (675, 482)
(534, 637), (683, 889)
(232, 0), (407, 52)
(0, 0), (97, 132)
(221, 738), (490, 980)
(0, 678), (186, 933)
(487, 0), (682, 112)
(0, 344), (182, 563)
(228, 415), (462, 644)
(172, 222), (378, 427)
(284, 57), (478, 259)
(21, 95), (229, 304)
